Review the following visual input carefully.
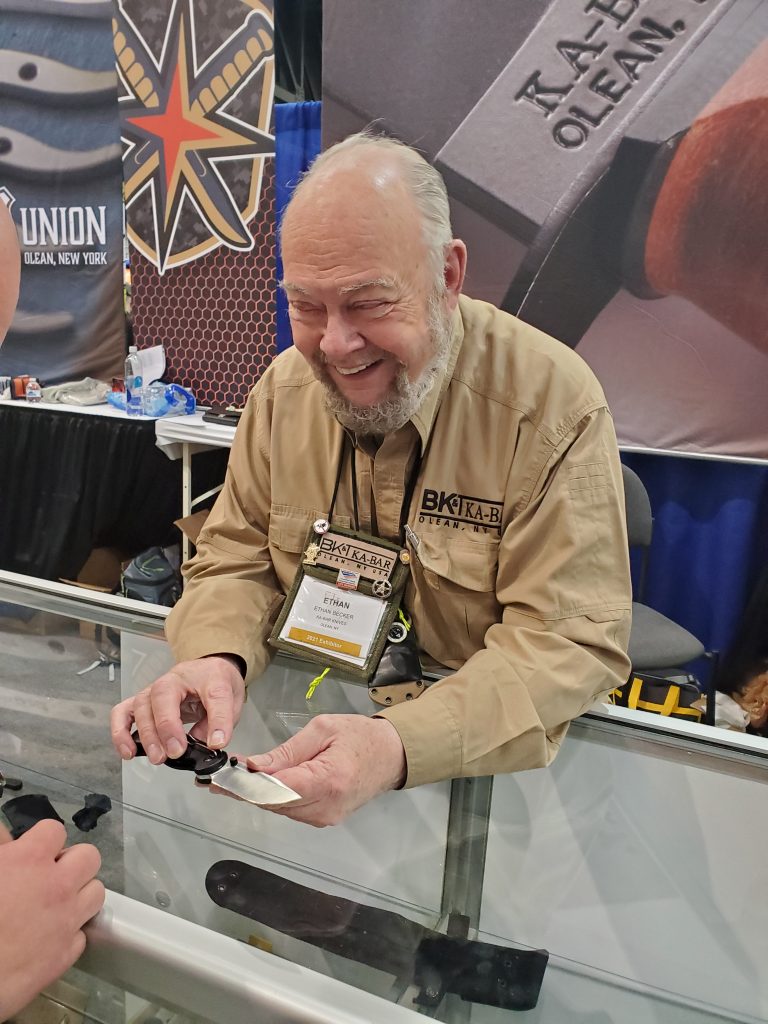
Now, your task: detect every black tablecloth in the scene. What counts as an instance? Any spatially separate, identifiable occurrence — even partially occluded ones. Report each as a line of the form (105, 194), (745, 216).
(0, 404), (228, 580)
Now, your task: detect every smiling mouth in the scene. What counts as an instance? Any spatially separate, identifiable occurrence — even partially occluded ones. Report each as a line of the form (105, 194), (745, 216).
(333, 359), (382, 376)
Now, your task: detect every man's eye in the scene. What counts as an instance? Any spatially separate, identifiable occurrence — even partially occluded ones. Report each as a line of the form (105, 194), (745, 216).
(351, 300), (388, 312)
(290, 302), (321, 314)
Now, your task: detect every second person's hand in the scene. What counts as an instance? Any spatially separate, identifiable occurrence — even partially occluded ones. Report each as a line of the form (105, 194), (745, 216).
(110, 655), (246, 764)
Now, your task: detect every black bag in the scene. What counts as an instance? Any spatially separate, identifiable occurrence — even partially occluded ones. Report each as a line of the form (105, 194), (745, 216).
(608, 672), (704, 722)
(121, 546), (181, 607)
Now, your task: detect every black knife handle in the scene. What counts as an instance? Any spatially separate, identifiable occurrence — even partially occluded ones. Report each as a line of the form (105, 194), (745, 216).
(130, 731), (229, 776)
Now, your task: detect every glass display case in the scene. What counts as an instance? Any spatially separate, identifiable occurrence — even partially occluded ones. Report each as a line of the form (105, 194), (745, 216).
(1, 570), (766, 1023)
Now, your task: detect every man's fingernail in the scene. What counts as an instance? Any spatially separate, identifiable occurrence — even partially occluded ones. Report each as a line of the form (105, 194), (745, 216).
(210, 730), (225, 748)
(251, 753), (271, 767)
(166, 738), (184, 759)
(147, 744), (162, 764)
(120, 745), (133, 761)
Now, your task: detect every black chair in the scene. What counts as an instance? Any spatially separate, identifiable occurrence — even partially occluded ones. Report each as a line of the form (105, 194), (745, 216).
(621, 464), (706, 674)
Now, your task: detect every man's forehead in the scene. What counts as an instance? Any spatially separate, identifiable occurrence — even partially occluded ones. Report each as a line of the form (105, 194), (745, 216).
(280, 276), (398, 296)
(283, 159), (422, 248)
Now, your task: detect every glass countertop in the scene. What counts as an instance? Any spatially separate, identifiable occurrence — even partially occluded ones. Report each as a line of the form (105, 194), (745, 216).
(1, 573), (767, 1023)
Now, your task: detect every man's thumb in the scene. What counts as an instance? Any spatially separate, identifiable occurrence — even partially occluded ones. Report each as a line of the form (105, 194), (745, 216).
(246, 721), (325, 774)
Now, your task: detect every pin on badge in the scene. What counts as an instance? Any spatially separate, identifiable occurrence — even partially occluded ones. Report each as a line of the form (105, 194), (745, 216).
(399, 550), (411, 564)
(303, 542), (320, 565)
(372, 579), (393, 598)
(336, 568), (360, 591)
(313, 518), (330, 535)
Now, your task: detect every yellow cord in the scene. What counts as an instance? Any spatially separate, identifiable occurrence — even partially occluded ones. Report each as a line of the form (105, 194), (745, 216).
(306, 666), (330, 700)
(397, 608), (411, 630)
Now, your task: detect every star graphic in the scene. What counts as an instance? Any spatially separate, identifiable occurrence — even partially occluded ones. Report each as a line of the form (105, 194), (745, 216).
(116, 0), (274, 272)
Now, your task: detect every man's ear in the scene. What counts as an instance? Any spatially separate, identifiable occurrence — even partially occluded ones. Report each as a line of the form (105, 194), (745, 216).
(443, 239), (467, 312)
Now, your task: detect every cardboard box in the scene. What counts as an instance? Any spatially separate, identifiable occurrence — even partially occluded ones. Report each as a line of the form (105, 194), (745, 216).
(66, 545), (126, 591)
(59, 546), (129, 639)
(174, 509), (210, 546)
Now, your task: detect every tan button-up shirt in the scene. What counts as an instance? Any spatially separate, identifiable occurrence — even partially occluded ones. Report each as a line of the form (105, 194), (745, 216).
(166, 295), (632, 787)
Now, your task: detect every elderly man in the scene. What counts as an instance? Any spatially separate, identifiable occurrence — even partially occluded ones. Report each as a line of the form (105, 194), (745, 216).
(111, 132), (631, 826)
(0, 200), (105, 1021)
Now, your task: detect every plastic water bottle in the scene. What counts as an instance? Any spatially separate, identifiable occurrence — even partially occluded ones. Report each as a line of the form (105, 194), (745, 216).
(25, 377), (42, 403)
(124, 345), (143, 417)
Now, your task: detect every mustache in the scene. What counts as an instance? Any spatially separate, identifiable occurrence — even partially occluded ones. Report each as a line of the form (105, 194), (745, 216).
(314, 348), (395, 369)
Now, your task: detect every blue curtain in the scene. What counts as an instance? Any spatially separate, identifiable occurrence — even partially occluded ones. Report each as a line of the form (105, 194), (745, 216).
(274, 101), (322, 352)
(622, 453), (768, 666)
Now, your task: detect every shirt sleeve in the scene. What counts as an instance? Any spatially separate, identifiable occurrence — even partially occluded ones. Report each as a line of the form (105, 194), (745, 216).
(377, 406), (632, 788)
(164, 390), (284, 681)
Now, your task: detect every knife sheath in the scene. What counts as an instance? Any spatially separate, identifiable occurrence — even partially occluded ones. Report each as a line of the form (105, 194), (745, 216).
(206, 860), (548, 1011)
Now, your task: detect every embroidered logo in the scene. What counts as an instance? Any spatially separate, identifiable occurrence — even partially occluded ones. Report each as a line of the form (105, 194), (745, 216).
(418, 488), (503, 535)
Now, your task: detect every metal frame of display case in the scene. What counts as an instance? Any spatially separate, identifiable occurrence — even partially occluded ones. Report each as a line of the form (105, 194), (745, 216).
(80, 890), (425, 1024)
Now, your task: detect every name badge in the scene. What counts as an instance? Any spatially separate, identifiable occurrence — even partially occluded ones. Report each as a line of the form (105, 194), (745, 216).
(268, 524), (410, 682)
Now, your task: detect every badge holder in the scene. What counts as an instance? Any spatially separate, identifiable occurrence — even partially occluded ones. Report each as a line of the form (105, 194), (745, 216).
(268, 521), (412, 685)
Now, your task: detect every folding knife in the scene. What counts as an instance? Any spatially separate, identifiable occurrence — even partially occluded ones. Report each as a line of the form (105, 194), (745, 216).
(130, 732), (301, 807)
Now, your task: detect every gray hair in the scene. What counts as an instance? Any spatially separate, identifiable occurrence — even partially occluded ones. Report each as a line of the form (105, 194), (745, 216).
(286, 129), (453, 282)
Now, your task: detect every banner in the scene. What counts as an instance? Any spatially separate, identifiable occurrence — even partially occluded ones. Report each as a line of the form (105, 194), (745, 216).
(323, 0), (768, 461)
(116, 0), (275, 408)
(0, 2), (125, 386)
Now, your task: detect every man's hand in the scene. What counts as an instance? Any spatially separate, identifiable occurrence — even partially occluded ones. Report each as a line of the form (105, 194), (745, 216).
(110, 656), (246, 763)
(0, 820), (105, 1021)
(245, 714), (407, 827)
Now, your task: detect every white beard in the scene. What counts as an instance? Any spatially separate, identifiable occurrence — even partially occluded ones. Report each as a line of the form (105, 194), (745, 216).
(313, 293), (454, 437)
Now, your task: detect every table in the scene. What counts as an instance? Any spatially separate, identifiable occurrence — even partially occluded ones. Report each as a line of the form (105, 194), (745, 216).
(0, 401), (227, 580)
(155, 411), (237, 562)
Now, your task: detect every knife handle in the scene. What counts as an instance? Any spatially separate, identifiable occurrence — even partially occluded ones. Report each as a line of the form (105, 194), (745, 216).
(130, 731), (229, 775)
(636, 39), (768, 350)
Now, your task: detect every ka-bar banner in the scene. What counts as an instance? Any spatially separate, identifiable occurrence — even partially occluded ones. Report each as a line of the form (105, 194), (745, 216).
(116, 0), (276, 408)
(0, 1), (125, 386)
(323, 0), (768, 460)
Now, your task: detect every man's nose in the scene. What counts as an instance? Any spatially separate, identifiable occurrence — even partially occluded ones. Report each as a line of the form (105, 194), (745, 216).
(319, 314), (365, 360)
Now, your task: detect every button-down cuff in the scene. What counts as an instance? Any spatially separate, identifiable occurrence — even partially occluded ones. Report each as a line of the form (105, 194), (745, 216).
(375, 688), (462, 788)
(165, 631), (269, 686)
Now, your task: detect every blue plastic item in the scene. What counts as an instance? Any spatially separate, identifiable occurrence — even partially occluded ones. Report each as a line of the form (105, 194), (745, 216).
(147, 383), (196, 417)
(107, 383), (195, 416)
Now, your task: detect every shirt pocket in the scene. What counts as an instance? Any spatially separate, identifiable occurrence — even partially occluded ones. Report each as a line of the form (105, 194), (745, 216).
(268, 506), (352, 592)
(268, 505), (351, 552)
(408, 530), (501, 664)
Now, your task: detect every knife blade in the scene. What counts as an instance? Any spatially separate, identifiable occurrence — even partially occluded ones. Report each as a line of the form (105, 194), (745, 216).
(130, 731), (301, 808)
(0, 51), (117, 106)
(199, 760), (302, 807)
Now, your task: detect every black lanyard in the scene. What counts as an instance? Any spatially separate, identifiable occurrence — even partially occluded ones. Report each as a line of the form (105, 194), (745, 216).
(327, 432), (422, 541)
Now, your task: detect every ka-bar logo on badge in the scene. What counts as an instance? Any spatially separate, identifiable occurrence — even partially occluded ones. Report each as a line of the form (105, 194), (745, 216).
(115, 0), (274, 274)
(316, 534), (397, 582)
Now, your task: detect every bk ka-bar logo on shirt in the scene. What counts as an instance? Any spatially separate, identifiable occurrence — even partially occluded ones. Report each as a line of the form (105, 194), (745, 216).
(418, 489), (503, 535)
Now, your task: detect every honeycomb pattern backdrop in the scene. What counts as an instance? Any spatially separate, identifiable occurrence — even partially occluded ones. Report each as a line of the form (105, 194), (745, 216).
(130, 168), (276, 408)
